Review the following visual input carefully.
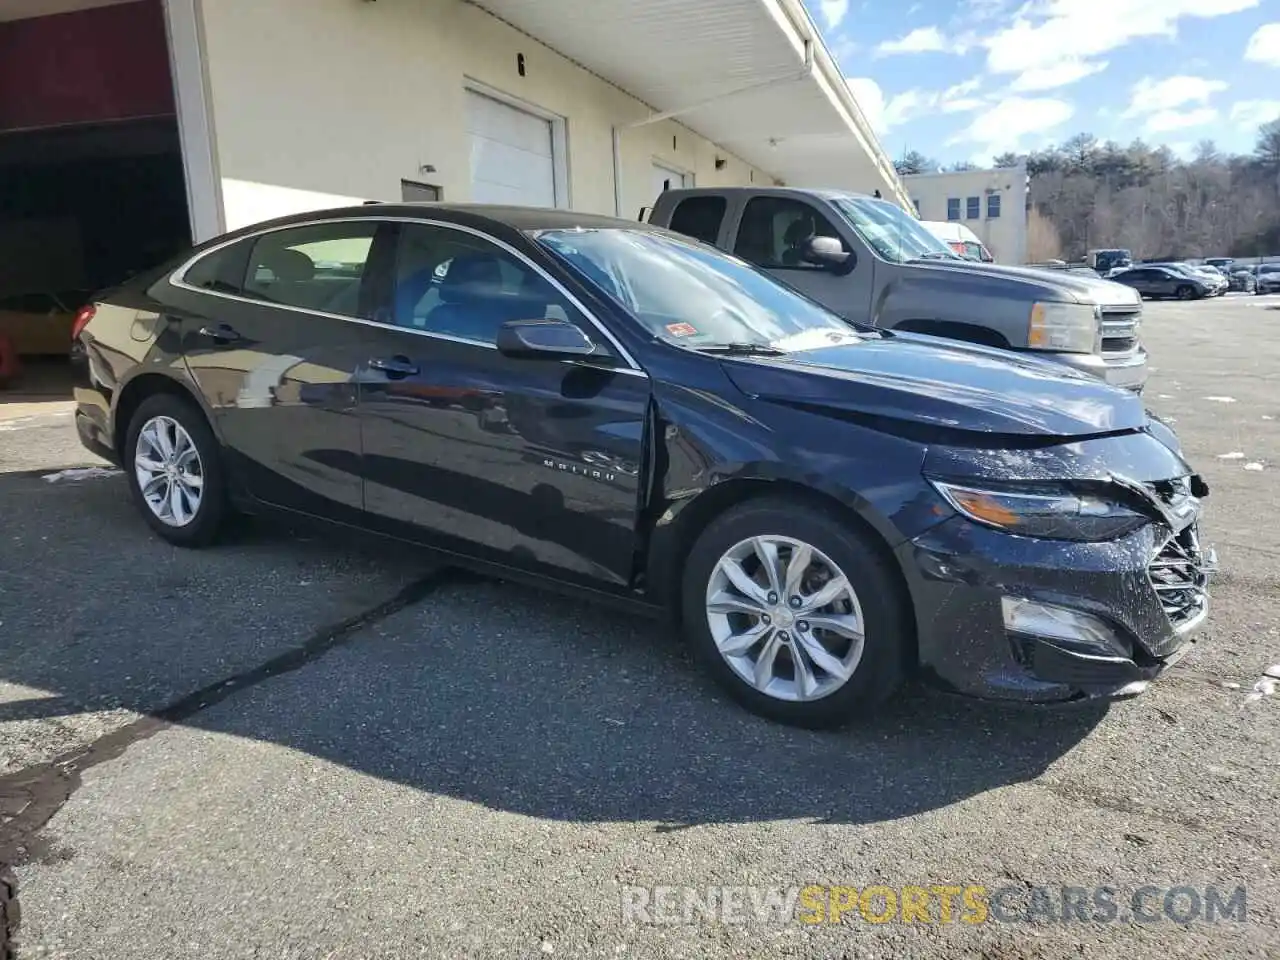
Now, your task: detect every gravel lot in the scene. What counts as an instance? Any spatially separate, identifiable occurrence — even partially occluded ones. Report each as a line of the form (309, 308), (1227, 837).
(2, 294), (1278, 959)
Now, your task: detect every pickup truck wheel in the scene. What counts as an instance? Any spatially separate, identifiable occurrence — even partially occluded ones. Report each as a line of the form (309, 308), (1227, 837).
(1175, 285), (1196, 300)
(681, 498), (908, 728)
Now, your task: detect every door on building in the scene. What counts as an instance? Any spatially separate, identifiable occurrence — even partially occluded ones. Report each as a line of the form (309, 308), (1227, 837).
(652, 162), (689, 204)
(355, 220), (650, 588)
(466, 90), (557, 207)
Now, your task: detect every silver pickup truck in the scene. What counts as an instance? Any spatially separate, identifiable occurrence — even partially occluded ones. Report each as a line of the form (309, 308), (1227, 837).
(646, 187), (1148, 392)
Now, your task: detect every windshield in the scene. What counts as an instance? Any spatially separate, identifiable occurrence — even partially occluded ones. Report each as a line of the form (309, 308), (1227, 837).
(535, 228), (866, 351)
(830, 196), (960, 264)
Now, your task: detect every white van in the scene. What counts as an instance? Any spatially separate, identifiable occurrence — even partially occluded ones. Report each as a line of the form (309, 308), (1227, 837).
(921, 221), (994, 263)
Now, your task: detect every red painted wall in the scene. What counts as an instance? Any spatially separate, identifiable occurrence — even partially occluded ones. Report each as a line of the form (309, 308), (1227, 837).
(0, 1), (174, 133)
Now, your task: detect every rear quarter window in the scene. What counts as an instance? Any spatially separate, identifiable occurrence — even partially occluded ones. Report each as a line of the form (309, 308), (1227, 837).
(182, 241), (252, 295)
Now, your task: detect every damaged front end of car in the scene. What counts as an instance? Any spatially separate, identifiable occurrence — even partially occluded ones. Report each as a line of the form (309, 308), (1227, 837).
(897, 426), (1217, 703)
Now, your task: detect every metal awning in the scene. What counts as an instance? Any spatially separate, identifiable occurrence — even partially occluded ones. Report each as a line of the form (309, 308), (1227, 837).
(466, 0), (911, 210)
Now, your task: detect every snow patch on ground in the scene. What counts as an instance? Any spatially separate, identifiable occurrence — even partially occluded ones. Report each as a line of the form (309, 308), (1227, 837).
(1203, 396), (1237, 403)
(1217, 452), (1246, 460)
(41, 467), (123, 483)
(1244, 462), (1266, 472)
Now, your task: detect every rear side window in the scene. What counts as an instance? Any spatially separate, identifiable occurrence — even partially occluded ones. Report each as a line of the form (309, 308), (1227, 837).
(182, 242), (251, 295)
(667, 196), (726, 246)
(241, 222), (380, 319)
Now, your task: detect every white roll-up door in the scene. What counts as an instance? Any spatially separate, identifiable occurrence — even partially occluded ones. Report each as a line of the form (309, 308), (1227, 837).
(466, 90), (556, 207)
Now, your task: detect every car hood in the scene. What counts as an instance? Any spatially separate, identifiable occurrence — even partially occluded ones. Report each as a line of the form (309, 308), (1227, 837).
(915, 260), (1142, 308)
(720, 334), (1148, 438)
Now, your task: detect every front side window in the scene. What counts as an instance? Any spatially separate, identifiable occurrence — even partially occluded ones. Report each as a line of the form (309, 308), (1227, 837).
(537, 227), (864, 352)
(732, 197), (847, 270)
(830, 196), (959, 265)
(242, 221), (379, 318)
(391, 223), (583, 345)
(966, 196), (980, 219)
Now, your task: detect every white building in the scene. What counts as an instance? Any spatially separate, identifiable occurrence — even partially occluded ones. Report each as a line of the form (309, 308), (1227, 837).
(0, 0), (910, 299)
(900, 164), (1029, 265)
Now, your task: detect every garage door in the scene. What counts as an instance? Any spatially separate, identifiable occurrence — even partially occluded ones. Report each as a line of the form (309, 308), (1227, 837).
(466, 90), (556, 207)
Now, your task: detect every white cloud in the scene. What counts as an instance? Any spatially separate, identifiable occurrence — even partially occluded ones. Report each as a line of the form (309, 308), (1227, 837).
(1010, 58), (1109, 92)
(1144, 107), (1218, 132)
(1230, 99), (1280, 128)
(1121, 75), (1227, 118)
(944, 76), (983, 98)
(847, 77), (887, 132)
(947, 97), (1075, 160)
(876, 26), (961, 56)
(820, 0), (849, 31)
(1244, 23), (1280, 66)
(982, 0), (1258, 78)
(846, 76), (989, 132)
(949, 96), (1075, 154)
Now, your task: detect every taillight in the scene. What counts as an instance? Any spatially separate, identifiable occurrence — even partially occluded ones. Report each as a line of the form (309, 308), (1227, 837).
(71, 304), (96, 341)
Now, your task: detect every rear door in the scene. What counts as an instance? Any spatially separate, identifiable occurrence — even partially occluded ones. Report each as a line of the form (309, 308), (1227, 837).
(354, 219), (651, 588)
(171, 219), (391, 523)
(727, 195), (871, 320)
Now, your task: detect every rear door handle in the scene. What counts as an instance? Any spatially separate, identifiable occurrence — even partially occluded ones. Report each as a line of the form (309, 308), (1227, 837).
(368, 355), (419, 378)
(198, 323), (243, 344)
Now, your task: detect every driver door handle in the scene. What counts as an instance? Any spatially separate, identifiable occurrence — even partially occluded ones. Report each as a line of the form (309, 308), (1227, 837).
(368, 355), (419, 378)
(198, 323), (243, 344)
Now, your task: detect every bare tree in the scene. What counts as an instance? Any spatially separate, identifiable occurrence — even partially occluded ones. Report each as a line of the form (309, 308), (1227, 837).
(1026, 208), (1063, 261)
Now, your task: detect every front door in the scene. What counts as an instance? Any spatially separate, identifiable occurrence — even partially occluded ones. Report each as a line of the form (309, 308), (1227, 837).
(356, 220), (650, 588)
(173, 219), (388, 524)
(729, 195), (872, 322)
(652, 162), (688, 204)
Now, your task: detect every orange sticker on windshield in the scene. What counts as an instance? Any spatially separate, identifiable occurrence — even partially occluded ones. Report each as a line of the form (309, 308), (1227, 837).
(666, 322), (698, 337)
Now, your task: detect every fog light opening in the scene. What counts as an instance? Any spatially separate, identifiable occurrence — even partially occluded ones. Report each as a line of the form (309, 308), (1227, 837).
(1001, 597), (1132, 658)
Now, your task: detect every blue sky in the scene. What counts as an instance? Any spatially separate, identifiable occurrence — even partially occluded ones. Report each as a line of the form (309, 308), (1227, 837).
(801, 0), (1280, 166)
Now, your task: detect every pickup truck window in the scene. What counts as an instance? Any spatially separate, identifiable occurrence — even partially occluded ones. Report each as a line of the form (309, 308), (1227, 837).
(667, 196), (726, 245)
(536, 227), (861, 351)
(830, 196), (959, 265)
(733, 197), (845, 270)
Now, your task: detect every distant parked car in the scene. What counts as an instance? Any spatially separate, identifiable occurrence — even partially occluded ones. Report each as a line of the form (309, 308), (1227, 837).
(1256, 264), (1280, 295)
(1227, 268), (1256, 293)
(1146, 263), (1227, 296)
(1204, 258), (1234, 272)
(1110, 266), (1211, 300)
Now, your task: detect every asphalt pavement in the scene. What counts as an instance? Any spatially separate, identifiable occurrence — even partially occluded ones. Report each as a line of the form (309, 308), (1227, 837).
(1, 294), (1278, 959)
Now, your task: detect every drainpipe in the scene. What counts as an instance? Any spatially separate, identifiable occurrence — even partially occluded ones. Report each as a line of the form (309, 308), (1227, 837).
(612, 126), (625, 217)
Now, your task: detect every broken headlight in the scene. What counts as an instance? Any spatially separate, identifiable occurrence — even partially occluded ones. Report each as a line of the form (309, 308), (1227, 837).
(929, 479), (1148, 541)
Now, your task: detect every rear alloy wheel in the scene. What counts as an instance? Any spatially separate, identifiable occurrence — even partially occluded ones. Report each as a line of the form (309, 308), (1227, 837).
(124, 394), (228, 546)
(681, 498), (908, 728)
(1175, 285), (1196, 300)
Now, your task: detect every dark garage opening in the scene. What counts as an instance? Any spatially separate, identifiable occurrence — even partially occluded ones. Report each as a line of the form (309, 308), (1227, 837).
(0, 0), (191, 391)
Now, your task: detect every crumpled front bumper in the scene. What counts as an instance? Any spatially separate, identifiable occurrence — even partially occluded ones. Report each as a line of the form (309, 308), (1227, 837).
(895, 506), (1216, 704)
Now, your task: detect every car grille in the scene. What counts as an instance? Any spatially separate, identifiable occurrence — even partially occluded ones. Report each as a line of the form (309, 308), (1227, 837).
(1146, 478), (1210, 633)
(1100, 304), (1141, 357)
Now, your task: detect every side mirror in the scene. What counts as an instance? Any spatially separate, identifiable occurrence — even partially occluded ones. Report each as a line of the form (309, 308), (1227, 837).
(802, 236), (853, 271)
(496, 319), (612, 363)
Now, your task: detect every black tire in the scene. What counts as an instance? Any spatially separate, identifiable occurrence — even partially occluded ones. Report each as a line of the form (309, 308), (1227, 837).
(123, 392), (229, 547)
(1175, 285), (1195, 300)
(680, 497), (910, 729)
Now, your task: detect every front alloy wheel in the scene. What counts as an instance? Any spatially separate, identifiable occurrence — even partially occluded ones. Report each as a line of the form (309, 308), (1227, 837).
(681, 498), (909, 728)
(706, 536), (865, 702)
(135, 415), (204, 527)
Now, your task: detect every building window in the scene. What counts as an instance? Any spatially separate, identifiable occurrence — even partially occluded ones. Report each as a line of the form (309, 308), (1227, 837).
(987, 194), (1001, 218)
(966, 196), (980, 219)
(946, 198), (960, 221)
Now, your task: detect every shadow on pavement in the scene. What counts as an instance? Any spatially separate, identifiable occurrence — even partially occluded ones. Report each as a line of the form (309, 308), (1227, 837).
(0, 471), (1106, 844)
